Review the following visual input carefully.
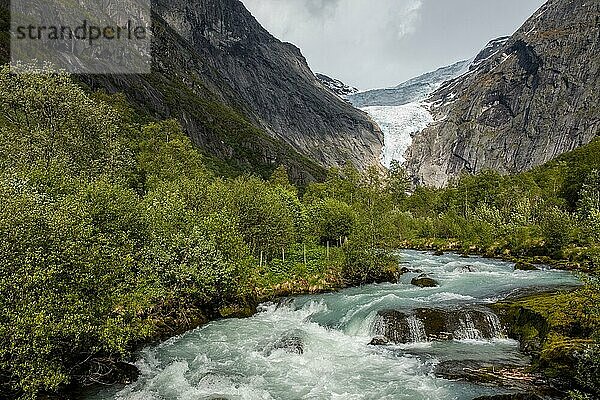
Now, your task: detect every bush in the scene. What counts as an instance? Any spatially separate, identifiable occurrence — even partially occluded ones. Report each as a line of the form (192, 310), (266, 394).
(310, 199), (356, 245)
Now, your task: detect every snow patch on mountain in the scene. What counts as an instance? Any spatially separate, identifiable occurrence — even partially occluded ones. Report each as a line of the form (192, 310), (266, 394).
(348, 60), (470, 108)
(353, 37), (512, 169)
(363, 104), (433, 168)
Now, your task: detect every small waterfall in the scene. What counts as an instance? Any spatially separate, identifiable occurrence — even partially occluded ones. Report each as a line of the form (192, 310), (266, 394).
(483, 310), (506, 339)
(370, 312), (428, 343)
(371, 315), (386, 337)
(406, 315), (428, 343)
(452, 309), (505, 340)
(454, 312), (483, 340)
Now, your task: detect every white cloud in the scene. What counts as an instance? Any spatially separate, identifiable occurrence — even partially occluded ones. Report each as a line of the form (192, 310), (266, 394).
(242, 0), (423, 89)
(241, 0), (546, 90)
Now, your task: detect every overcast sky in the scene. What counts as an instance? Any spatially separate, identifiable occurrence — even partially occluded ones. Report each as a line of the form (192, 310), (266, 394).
(241, 0), (546, 90)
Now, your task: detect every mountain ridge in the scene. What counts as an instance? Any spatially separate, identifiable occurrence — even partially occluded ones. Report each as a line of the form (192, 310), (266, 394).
(0, 0), (384, 180)
(348, 60), (471, 108)
(404, 0), (600, 187)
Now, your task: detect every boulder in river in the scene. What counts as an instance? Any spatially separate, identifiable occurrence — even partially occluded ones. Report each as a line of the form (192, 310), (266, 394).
(411, 274), (439, 288)
(457, 265), (477, 273)
(264, 330), (304, 356)
(368, 335), (391, 346)
(435, 360), (557, 397)
(371, 307), (505, 344)
(514, 261), (539, 271)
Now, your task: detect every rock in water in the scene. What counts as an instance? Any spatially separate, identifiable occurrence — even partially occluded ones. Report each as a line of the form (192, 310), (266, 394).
(368, 335), (391, 346)
(514, 262), (539, 271)
(274, 336), (304, 355)
(264, 330), (305, 356)
(371, 307), (505, 344)
(411, 274), (439, 288)
(436, 360), (556, 398)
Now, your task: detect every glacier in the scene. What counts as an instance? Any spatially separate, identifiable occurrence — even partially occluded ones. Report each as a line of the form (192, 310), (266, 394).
(362, 104), (433, 168)
(350, 37), (510, 168)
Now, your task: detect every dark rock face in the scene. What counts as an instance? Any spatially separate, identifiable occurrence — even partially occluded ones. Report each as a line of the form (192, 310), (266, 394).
(8, 0), (384, 179)
(405, 0), (600, 187)
(148, 0), (383, 173)
(315, 73), (359, 97)
(411, 275), (439, 288)
(469, 37), (511, 71)
(371, 307), (505, 344)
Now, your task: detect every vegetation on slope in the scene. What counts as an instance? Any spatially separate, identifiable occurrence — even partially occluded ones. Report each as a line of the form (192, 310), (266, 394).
(0, 67), (395, 398)
(0, 66), (598, 398)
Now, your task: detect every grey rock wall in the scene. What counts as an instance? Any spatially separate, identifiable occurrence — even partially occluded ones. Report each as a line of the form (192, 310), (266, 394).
(405, 0), (600, 187)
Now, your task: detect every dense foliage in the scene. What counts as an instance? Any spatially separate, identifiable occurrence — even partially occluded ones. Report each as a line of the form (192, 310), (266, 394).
(0, 67), (598, 398)
(0, 67), (399, 398)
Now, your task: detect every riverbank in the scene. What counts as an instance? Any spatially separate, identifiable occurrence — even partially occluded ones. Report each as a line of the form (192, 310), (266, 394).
(399, 238), (597, 273)
(398, 241), (599, 396)
(52, 250), (401, 399)
(85, 250), (585, 400)
(70, 249), (600, 400)
(492, 287), (599, 396)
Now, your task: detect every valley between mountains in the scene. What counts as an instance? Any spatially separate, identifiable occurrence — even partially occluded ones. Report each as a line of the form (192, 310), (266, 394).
(0, 0), (598, 399)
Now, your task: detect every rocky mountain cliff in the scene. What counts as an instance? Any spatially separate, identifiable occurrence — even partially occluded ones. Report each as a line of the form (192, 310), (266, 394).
(149, 0), (383, 173)
(1, 0), (383, 180)
(404, 0), (600, 187)
(315, 73), (359, 97)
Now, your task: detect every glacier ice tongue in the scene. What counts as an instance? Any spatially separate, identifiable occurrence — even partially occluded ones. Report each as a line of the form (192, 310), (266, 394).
(362, 103), (433, 168)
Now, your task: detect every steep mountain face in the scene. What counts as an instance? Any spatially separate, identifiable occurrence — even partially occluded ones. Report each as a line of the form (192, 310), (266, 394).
(149, 0), (383, 172)
(348, 60), (470, 108)
(316, 73), (359, 97)
(1, 0), (383, 179)
(405, 0), (600, 187)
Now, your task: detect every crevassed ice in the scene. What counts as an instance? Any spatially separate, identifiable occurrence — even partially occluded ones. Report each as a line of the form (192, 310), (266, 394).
(362, 103), (433, 167)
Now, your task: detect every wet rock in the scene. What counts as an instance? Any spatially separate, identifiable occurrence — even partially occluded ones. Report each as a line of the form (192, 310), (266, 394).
(459, 265), (477, 273)
(265, 330), (304, 356)
(372, 310), (415, 344)
(372, 307), (505, 344)
(76, 359), (140, 386)
(274, 336), (304, 355)
(275, 297), (296, 310)
(411, 274), (439, 288)
(401, 267), (424, 275)
(434, 250), (445, 256)
(435, 360), (556, 396)
(514, 262), (539, 271)
(368, 335), (390, 346)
